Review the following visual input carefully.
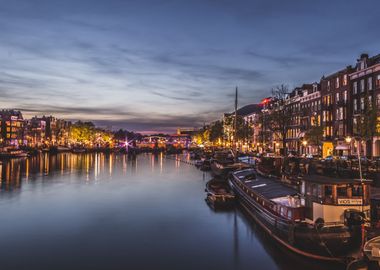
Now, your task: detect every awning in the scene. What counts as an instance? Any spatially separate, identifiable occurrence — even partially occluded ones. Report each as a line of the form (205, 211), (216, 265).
(335, 145), (349, 150)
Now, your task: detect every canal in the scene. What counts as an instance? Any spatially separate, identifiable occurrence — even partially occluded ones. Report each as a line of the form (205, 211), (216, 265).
(0, 153), (342, 270)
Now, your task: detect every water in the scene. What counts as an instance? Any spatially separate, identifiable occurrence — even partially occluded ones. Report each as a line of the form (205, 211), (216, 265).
(0, 153), (343, 270)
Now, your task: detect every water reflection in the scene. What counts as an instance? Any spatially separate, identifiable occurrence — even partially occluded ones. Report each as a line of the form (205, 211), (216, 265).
(0, 153), (149, 192)
(0, 153), (343, 270)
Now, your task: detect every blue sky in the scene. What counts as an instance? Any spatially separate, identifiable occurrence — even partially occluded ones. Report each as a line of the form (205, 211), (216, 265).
(1, 0), (379, 133)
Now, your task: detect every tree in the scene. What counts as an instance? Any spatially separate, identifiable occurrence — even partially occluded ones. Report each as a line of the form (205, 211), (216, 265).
(304, 116), (323, 156)
(70, 121), (96, 145)
(265, 84), (291, 154)
(357, 93), (380, 156)
(223, 115), (251, 142)
(209, 120), (224, 143)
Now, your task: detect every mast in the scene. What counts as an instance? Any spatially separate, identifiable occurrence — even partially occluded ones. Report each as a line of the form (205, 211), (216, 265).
(234, 87), (238, 153)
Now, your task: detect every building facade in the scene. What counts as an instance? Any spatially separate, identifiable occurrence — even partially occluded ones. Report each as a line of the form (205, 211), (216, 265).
(349, 53), (380, 157)
(0, 110), (24, 147)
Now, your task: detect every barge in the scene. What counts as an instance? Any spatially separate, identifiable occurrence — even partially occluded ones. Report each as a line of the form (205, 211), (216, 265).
(229, 168), (371, 262)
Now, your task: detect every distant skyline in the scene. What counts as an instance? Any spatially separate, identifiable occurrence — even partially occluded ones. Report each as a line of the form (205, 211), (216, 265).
(1, 0), (379, 133)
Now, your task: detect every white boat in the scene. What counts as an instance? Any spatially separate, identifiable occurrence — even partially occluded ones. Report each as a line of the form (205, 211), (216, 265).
(0, 149), (29, 159)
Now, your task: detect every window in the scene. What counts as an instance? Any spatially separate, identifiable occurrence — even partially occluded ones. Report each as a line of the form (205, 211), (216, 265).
(325, 186), (333, 197)
(361, 97), (365, 110)
(327, 81), (330, 91)
(343, 91), (347, 101)
(343, 74), (348, 86)
(377, 75), (380, 87)
(336, 77), (340, 88)
(353, 118), (358, 134)
(353, 81), (358, 94)
(336, 92), (340, 102)
(352, 185), (363, 197)
(339, 108), (343, 120)
(360, 79), (365, 92)
(368, 77), (373, 90)
(377, 94), (380, 109)
(353, 99), (357, 111)
(337, 186), (347, 197)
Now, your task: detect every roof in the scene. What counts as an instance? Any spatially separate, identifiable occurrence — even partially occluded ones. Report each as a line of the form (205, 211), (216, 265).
(226, 104), (263, 117)
(234, 169), (298, 199)
(302, 174), (372, 185)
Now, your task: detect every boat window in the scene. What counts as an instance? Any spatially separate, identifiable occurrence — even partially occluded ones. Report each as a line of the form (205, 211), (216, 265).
(306, 184), (311, 195)
(317, 185), (322, 198)
(287, 210), (292, 220)
(352, 185), (363, 197)
(312, 184), (318, 197)
(337, 185), (347, 197)
(324, 185), (333, 197)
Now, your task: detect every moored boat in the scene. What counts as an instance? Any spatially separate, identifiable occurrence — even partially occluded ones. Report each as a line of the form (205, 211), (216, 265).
(72, 148), (86, 153)
(229, 168), (371, 262)
(211, 151), (251, 178)
(0, 149), (29, 159)
(205, 179), (235, 209)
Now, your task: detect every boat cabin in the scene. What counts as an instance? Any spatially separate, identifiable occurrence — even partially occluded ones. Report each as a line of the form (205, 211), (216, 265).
(233, 169), (306, 222)
(301, 175), (371, 224)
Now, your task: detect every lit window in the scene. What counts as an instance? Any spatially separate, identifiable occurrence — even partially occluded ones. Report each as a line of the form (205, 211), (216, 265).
(368, 77), (373, 90)
(343, 74), (348, 86)
(360, 79), (365, 92)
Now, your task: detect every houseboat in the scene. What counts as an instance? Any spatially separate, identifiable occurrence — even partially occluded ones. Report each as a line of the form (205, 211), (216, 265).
(211, 159), (251, 178)
(229, 168), (371, 262)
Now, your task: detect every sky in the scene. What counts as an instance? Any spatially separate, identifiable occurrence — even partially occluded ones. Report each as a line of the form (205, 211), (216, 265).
(0, 0), (379, 133)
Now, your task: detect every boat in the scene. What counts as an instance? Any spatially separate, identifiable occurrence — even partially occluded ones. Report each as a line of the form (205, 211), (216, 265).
(229, 168), (371, 262)
(200, 159), (211, 171)
(211, 158), (251, 178)
(205, 179), (235, 209)
(0, 149), (29, 159)
(72, 148), (86, 153)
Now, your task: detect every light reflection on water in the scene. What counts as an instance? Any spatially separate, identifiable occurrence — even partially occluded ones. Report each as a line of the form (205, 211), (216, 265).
(0, 153), (342, 270)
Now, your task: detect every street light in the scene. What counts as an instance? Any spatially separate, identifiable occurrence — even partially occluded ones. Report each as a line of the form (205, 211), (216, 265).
(302, 140), (308, 155)
(345, 136), (363, 182)
(345, 136), (366, 241)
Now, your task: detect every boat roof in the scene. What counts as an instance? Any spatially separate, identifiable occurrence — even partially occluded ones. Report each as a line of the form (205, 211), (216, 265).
(302, 174), (372, 185)
(233, 169), (298, 199)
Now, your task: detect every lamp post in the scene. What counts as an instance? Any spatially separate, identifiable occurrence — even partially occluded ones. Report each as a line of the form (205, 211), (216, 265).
(345, 136), (366, 247)
(302, 140), (308, 156)
(345, 136), (363, 182)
